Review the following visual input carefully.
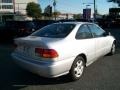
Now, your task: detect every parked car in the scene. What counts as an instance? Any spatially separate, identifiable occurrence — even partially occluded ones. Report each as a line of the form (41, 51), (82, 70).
(0, 21), (37, 43)
(12, 22), (116, 81)
(0, 22), (15, 43)
(5, 21), (37, 37)
(33, 20), (56, 30)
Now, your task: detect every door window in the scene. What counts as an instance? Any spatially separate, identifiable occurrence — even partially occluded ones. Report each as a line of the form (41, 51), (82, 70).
(75, 24), (93, 39)
(88, 24), (105, 38)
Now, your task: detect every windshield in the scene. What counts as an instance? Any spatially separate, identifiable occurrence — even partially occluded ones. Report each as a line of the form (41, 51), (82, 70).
(31, 23), (76, 38)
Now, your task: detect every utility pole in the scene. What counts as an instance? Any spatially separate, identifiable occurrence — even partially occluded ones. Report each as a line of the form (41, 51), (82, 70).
(13, 0), (15, 21)
(94, 0), (96, 22)
(53, 0), (56, 20)
(13, 0), (15, 14)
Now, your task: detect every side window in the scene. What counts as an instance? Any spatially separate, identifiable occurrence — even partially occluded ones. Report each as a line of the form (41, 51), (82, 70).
(75, 25), (93, 39)
(88, 24), (105, 38)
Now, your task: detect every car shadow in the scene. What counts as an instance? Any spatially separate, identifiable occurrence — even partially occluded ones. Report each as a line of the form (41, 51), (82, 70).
(1, 69), (72, 90)
(0, 61), (73, 90)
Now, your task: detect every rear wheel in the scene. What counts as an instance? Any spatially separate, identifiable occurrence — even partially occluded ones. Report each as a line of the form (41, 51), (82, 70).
(69, 56), (85, 81)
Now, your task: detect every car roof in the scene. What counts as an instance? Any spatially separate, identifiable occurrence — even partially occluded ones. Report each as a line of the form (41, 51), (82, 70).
(54, 22), (94, 25)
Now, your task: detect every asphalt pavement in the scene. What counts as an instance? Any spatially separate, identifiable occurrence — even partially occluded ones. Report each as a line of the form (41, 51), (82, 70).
(0, 28), (120, 90)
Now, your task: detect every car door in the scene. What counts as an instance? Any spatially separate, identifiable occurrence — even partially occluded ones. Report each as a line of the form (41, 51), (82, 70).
(88, 24), (110, 58)
(75, 24), (96, 64)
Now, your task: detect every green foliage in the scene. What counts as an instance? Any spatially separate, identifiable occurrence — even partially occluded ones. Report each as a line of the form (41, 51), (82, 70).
(108, 0), (120, 6)
(44, 5), (52, 17)
(73, 14), (82, 19)
(53, 11), (61, 17)
(26, 2), (42, 19)
(108, 0), (118, 3)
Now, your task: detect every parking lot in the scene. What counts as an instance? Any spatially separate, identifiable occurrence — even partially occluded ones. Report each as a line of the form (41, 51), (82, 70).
(0, 28), (120, 90)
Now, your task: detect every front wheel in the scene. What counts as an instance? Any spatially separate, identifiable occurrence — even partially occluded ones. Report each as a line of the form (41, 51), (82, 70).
(109, 42), (116, 55)
(69, 56), (85, 81)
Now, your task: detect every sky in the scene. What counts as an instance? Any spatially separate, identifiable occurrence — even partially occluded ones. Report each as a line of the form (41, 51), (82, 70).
(39, 0), (118, 15)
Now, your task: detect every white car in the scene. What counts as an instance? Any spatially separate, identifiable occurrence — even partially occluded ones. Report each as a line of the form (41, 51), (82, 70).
(12, 22), (116, 81)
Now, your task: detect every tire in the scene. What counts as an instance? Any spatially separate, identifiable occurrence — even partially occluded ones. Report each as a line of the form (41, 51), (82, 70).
(109, 42), (116, 55)
(69, 56), (85, 81)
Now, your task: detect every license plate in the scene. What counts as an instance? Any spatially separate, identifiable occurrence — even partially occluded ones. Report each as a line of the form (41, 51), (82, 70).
(17, 45), (31, 56)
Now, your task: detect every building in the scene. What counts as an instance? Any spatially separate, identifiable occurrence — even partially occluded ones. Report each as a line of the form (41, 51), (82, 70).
(57, 13), (74, 20)
(0, 0), (14, 22)
(14, 0), (38, 21)
(0, 0), (38, 22)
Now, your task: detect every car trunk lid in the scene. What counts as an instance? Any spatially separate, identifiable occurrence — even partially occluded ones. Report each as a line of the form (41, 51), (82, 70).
(14, 36), (61, 61)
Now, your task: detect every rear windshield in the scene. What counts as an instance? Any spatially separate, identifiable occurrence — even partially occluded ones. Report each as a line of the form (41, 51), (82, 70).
(31, 23), (76, 38)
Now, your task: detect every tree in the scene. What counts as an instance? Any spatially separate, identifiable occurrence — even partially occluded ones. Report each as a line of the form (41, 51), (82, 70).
(26, 2), (42, 19)
(73, 14), (82, 19)
(53, 11), (61, 17)
(44, 5), (52, 17)
(108, 0), (120, 6)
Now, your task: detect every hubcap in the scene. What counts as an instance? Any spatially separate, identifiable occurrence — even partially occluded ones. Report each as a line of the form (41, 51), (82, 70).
(74, 60), (84, 78)
(112, 44), (115, 54)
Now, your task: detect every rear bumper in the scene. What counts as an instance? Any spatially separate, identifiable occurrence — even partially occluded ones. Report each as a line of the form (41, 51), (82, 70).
(11, 53), (74, 78)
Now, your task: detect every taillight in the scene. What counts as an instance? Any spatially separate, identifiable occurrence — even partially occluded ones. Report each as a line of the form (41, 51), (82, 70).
(35, 48), (58, 58)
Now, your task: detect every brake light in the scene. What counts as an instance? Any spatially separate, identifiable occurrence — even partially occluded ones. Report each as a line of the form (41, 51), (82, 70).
(35, 48), (58, 58)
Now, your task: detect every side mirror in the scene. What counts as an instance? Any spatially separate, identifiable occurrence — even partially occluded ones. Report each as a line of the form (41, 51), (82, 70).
(103, 32), (111, 36)
(108, 32), (111, 36)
